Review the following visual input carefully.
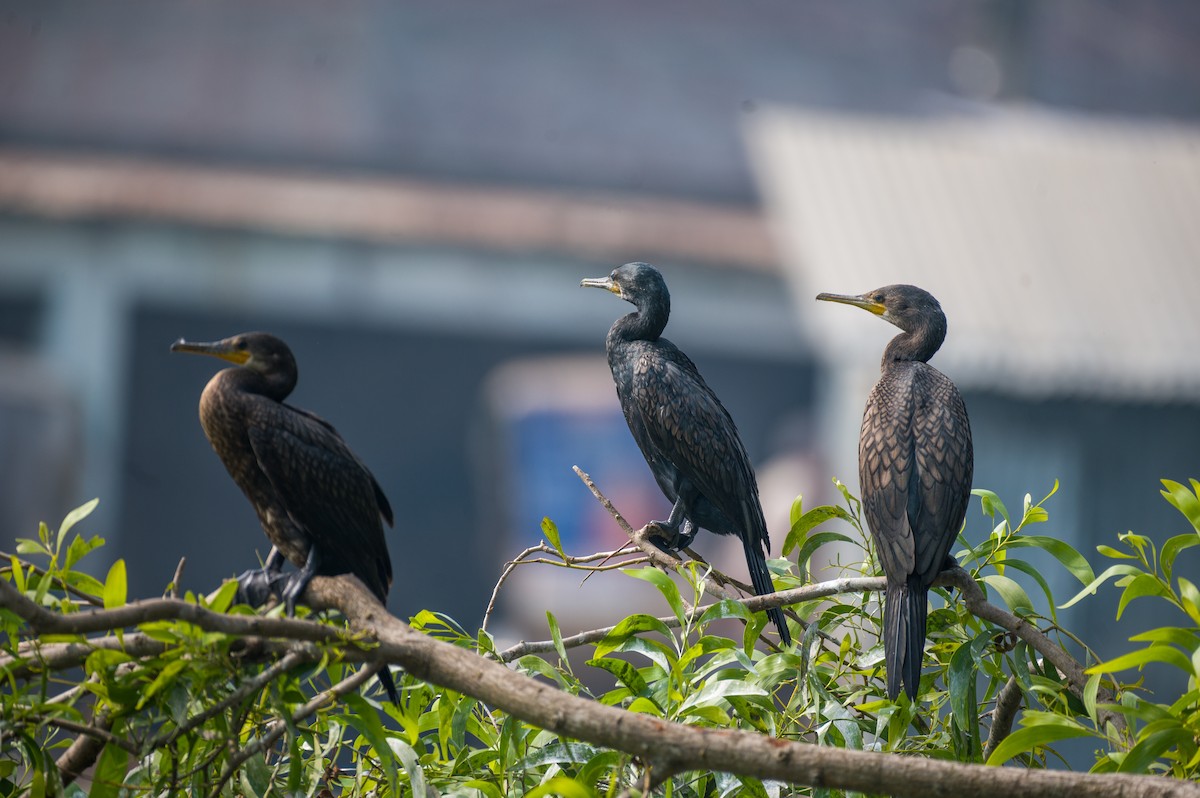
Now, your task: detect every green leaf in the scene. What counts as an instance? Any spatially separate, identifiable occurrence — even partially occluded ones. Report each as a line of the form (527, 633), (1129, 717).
(56, 498), (99, 553)
(102, 560), (126, 610)
(788, 494), (804, 530)
(205, 579), (239, 613)
(1059, 563), (1143, 609)
(15, 538), (48, 556)
(1161, 479), (1200, 534)
(64, 535), (106, 571)
(239, 752), (271, 798)
(677, 679), (769, 715)
(697, 599), (753, 626)
(594, 614), (674, 660)
(1118, 724), (1194, 774)
(972, 489), (1011, 529)
(1083, 671), (1102, 726)
(388, 737), (429, 798)
(1178, 577), (1200, 626)
(981, 574), (1034, 614)
(1086, 645), (1194, 676)
(546, 611), (569, 664)
(542, 516), (565, 560)
(985, 718), (1092, 766)
(524, 776), (598, 798)
(10, 554), (26, 593)
(1129, 626), (1200, 650)
(344, 692), (398, 792)
(1005, 536), (1095, 585)
(136, 658), (186, 710)
(463, 781), (505, 798)
(1161, 533), (1200, 582)
(587, 656), (650, 698)
(793, 531), (856, 574)
(88, 741), (129, 798)
(623, 567), (686, 624)
(948, 633), (990, 758)
(783, 505), (855, 557)
(996, 558), (1059, 620)
(1115, 573), (1169, 620)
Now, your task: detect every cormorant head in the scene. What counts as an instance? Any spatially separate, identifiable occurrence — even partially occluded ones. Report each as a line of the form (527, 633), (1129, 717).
(170, 332), (297, 380)
(815, 284), (945, 335)
(580, 262), (670, 311)
(816, 284), (948, 363)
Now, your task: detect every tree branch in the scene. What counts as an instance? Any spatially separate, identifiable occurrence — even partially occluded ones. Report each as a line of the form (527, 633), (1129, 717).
(205, 658), (378, 798)
(304, 574), (1193, 798)
(984, 676), (1024, 762)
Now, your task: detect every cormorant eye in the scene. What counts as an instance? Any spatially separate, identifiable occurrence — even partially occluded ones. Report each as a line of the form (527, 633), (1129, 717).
(235, 339), (248, 350)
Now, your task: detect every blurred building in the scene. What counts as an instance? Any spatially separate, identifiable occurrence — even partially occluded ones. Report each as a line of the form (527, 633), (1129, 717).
(0, 1), (1197, 667)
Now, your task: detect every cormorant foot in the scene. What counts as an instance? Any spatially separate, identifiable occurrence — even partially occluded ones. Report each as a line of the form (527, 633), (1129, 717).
(280, 571), (312, 617)
(645, 519), (697, 552)
(234, 567), (288, 608)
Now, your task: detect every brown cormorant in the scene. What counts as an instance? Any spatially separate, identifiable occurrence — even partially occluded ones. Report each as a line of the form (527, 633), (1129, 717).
(583, 263), (790, 645)
(171, 332), (398, 702)
(816, 285), (972, 701)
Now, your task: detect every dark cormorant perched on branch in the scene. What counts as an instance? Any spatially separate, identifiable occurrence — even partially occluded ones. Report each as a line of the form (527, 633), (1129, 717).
(816, 285), (972, 701)
(171, 332), (398, 702)
(583, 263), (790, 645)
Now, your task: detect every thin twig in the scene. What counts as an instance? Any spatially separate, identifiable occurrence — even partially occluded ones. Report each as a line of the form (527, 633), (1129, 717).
(482, 541), (651, 632)
(44, 715), (137, 754)
(169, 556), (186, 600)
(482, 543), (550, 633)
(150, 646), (318, 751)
(0, 576), (350, 644)
(573, 465), (825, 649)
(205, 662), (377, 798)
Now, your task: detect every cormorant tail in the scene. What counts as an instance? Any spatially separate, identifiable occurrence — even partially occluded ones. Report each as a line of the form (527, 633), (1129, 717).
(742, 534), (791, 646)
(883, 578), (927, 701)
(377, 664), (400, 704)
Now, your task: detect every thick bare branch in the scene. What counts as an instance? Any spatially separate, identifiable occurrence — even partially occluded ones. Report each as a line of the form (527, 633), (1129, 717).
(0, 576), (347, 643)
(985, 676), (1024, 762)
(302, 574), (1193, 798)
(55, 710), (118, 786)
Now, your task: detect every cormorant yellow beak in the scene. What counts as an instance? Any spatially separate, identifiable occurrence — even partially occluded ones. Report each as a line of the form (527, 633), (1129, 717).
(815, 292), (886, 316)
(581, 276), (622, 296)
(170, 338), (251, 365)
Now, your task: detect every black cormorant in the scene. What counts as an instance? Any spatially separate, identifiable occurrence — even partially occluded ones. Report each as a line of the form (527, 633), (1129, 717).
(583, 263), (790, 645)
(171, 332), (398, 702)
(816, 285), (972, 701)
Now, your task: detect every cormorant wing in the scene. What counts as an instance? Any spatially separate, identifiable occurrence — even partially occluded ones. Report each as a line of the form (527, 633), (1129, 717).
(860, 364), (972, 588)
(909, 369), (973, 584)
(284, 404), (394, 527)
(859, 372), (917, 583)
(631, 343), (769, 549)
(246, 409), (393, 600)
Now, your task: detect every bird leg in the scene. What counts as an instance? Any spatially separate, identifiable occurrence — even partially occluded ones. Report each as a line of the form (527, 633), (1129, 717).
(234, 548), (289, 608)
(646, 501), (698, 552)
(280, 546), (321, 617)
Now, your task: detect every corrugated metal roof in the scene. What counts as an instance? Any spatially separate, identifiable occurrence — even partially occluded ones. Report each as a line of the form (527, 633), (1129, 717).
(747, 107), (1200, 402)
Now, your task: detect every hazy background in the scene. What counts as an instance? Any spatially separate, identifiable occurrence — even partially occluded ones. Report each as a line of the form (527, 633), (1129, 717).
(1, 0), (1197, 702)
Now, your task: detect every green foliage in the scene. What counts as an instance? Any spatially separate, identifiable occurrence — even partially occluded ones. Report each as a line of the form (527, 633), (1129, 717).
(2, 480), (1198, 795)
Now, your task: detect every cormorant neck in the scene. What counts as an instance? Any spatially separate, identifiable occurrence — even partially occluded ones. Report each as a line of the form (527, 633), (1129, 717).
(610, 298), (668, 343)
(222, 365), (296, 402)
(881, 318), (945, 368)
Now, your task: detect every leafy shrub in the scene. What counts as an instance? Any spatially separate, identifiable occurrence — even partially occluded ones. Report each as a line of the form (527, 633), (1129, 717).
(1, 478), (1196, 795)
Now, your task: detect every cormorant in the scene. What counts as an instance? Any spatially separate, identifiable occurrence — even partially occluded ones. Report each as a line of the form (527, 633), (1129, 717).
(582, 263), (790, 645)
(171, 332), (399, 702)
(816, 285), (972, 701)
